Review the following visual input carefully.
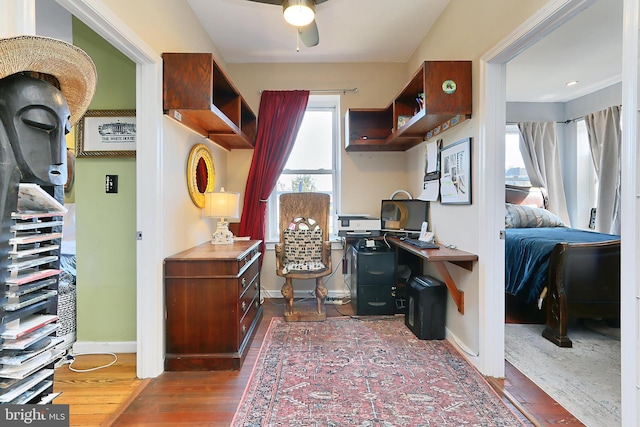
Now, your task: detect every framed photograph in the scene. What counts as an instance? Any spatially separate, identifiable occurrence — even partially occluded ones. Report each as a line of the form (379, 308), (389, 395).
(440, 137), (471, 204)
(76, 110), (136, 158)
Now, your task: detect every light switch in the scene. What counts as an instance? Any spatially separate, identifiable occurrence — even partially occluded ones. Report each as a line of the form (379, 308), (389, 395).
(106, 175), (118, 193)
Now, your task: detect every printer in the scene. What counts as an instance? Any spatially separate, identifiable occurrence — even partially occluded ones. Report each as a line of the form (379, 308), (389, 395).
(337, 214), (381, 237)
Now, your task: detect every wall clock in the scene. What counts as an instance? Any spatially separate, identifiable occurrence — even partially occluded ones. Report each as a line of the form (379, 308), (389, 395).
(187, 143), (216, 208)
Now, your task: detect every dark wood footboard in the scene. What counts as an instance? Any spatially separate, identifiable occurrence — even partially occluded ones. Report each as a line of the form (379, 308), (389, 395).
(543, 239), (620, 347)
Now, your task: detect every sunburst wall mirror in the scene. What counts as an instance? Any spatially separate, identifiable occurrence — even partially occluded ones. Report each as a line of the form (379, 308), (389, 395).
(187, 143), (216, 208)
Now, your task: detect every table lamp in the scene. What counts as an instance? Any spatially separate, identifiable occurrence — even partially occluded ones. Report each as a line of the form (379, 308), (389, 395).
(204, 188), (240, 245)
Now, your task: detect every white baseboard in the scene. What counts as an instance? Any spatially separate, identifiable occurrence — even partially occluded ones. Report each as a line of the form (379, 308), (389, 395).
(445, 329), (480, 367)
(71, 341), (137, 355)
(261, 289), (350, 299)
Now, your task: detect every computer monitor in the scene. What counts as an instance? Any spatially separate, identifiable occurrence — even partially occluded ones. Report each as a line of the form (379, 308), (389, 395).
(380, 199), (429, 232)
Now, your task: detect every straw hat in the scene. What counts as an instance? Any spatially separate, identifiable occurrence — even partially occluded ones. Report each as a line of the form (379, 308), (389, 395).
(0, 35), (97, 126)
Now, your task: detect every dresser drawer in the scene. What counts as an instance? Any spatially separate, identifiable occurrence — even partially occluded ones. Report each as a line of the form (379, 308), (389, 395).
(238, 296), (260, 345)
(239, 272), (260, 316)
(238, 259), (259, 293)
(238, 247), (261, 270)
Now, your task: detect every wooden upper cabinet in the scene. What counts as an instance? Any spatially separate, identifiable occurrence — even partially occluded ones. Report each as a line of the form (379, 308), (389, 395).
(162, 53), (257, 149)
(345, 61), (472, 152)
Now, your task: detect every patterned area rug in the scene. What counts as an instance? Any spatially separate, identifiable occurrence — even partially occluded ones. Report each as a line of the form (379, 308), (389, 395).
(233, 317), (524, 426)
(505, 323), (620, 426)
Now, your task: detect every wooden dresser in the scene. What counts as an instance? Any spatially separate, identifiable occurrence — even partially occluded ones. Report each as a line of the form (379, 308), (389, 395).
(164, 240), (262, 371)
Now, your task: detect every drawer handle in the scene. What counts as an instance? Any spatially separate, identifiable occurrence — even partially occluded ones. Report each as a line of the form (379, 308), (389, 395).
(242, 277), (246, 286)
(254, 281), (259, 290)
(242, 325), (247, 335)
(255, 300), (259, 309)
(241, 301), (247, 311)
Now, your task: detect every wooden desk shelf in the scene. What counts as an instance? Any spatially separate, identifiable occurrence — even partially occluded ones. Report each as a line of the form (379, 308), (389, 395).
(389, 237), (477, 314)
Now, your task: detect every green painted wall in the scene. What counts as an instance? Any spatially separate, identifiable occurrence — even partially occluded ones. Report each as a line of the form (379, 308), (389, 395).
(72, 18), (137, 342)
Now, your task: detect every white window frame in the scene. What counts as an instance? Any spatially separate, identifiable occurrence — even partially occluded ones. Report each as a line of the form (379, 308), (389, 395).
(265, 94), (341, 243)
(575, 118), (598, 229)
(505, 124), (531, 186)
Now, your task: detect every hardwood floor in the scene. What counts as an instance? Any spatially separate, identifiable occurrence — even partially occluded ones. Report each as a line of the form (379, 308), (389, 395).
(54, 353), (147, 426)
(53, 298), (582, 426)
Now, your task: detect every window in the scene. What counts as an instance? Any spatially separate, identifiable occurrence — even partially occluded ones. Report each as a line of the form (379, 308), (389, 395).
(266, 95), (340, 241)
(505, 124), (531, 186)
(576, 118), (598, 228)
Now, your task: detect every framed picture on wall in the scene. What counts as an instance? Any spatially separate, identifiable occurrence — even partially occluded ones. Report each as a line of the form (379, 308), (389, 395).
(440, 137), (472, 205)
(76, 110), (136, 158)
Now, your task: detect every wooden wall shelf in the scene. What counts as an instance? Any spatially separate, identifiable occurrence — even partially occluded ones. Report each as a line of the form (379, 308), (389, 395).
(345, 61), (472, 152)
(162, 53), (257, 150)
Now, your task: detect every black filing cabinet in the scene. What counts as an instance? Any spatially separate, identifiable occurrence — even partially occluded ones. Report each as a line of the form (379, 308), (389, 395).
(348, 243), (396, 315)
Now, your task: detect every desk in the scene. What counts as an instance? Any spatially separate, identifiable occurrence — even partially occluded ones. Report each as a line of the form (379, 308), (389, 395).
(387, 237), (477, 314)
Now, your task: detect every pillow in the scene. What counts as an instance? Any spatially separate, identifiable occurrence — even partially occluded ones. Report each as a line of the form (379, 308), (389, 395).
(282, 228), (324, 264)
(505, 203), (567, 228)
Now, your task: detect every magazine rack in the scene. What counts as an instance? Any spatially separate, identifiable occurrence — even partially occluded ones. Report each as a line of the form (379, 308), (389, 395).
(0, 184), (66, 404)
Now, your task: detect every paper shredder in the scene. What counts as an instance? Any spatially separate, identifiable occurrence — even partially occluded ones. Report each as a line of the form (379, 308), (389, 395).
(405, 275), (447, 340)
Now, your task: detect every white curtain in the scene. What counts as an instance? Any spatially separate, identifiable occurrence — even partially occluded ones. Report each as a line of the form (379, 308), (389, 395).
(584, 106), (621, 235)
(517, 122), (571, 225)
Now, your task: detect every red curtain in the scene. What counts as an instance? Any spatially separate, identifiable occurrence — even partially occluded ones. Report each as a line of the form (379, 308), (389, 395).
(239, 90), (310, 251)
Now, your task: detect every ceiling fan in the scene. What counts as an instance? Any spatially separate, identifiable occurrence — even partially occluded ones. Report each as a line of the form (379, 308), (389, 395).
(246, 0), (329, 48)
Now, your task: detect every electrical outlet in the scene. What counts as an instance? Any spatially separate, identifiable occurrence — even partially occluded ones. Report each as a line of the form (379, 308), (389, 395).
(105, 174), (118, 193)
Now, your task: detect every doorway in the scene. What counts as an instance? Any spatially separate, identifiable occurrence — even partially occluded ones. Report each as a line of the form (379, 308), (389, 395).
(480, 0), (639, 424)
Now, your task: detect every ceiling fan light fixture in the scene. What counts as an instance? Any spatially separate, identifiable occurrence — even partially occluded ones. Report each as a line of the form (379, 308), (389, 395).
(283, 0), (315, 27)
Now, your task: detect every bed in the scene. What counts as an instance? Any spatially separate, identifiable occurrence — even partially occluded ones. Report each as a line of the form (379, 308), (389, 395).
(504, 185), (620, 347)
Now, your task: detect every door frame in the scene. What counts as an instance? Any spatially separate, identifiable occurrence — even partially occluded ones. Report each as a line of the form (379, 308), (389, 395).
(58, 0), (165, 378)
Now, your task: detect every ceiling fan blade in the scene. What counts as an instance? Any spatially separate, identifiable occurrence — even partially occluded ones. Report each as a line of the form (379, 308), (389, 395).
(245, 0), (328, 7)
(298, 20), (319, 47)
(245, 0), (328, 4)
(245, 0), (283, 5)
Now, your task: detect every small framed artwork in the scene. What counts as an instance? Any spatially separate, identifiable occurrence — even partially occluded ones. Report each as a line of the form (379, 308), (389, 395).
(440, 137), (472, 204)
(76, 110), (136, 158)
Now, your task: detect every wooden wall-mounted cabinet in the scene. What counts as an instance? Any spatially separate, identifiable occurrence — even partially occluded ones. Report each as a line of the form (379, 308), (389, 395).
(345, 61), (472, 152)
(162, 53), (257, 150)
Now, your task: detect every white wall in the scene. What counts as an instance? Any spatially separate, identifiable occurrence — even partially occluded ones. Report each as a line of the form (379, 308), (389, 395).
(162, 118), (231, 256)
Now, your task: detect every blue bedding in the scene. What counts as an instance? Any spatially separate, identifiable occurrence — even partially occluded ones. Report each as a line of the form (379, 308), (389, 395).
(505, 227), (620, 304)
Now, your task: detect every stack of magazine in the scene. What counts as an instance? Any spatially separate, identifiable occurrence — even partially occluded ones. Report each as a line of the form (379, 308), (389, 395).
(1, 184), (67, 404)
